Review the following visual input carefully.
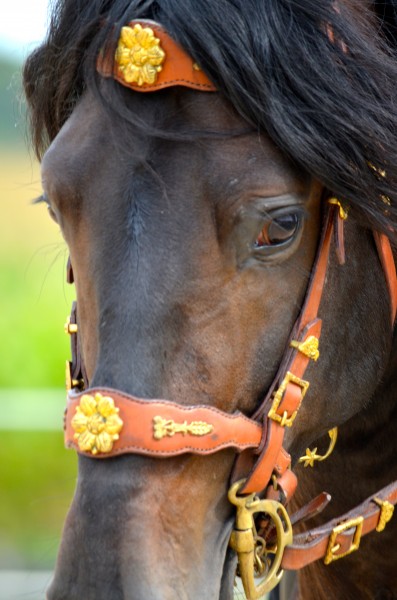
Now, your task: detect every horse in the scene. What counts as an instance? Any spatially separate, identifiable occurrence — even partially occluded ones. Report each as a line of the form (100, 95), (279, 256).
(23, 1), (397, 598)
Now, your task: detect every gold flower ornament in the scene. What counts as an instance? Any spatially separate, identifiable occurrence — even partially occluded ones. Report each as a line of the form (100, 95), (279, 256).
(115, 23), (166, 86)
(71, 393), (123, 455)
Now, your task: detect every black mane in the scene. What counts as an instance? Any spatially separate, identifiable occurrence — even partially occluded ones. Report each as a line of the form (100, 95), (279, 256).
(23, 0), (397, 236)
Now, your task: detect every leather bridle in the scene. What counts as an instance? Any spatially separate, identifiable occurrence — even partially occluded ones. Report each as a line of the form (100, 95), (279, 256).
(63, 20), (397, 598)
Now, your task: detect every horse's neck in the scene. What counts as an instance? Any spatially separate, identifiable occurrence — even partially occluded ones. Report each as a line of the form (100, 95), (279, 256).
(295, 330), (397, 599)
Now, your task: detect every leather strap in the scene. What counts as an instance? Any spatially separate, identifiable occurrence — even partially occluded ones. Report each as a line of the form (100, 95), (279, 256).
(374, 231), (397, 325)
(238, 206), (337, 495)
(65, 387), (263, 457)
(282, 481), (397, 570)
(65, 301), (86, 391)
(98, 20), (217, 92)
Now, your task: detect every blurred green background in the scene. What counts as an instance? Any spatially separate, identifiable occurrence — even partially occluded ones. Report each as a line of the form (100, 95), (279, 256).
(0, 52), (77, 577)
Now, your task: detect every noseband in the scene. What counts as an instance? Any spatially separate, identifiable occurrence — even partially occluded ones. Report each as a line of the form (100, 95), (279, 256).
(64, 21), (397, 598)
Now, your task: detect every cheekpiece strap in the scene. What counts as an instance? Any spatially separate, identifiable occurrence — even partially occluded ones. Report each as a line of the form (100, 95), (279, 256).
(236, 204), (339, 496)
(98, 20), (217, 92)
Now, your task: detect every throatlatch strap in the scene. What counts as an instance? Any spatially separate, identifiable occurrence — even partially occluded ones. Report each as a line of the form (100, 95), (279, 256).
(373, 232), (397, 325)
(282, 480), (397, 569)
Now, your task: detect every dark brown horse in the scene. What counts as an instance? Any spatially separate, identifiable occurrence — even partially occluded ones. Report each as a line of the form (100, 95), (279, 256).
(24, 1), (397, 598)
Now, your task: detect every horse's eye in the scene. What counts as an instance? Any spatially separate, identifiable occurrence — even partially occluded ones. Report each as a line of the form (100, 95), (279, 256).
(255, 212), (301, 248)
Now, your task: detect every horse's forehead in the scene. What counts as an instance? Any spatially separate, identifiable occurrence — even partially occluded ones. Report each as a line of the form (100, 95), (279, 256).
(41, 87), (306, 199)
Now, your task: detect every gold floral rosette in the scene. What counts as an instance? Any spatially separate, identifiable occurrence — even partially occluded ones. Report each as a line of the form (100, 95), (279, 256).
(115, 23), (166, 86)
(71, 392), (123, 455)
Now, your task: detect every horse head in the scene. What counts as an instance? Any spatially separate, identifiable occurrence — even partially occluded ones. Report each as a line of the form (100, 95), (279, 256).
(23, 2), (397, 599)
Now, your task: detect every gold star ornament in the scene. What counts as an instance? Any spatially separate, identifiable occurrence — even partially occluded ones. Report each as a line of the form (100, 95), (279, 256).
(71, 392), (123, 455)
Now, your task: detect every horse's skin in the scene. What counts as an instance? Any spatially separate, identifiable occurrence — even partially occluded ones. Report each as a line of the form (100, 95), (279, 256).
(23, 1), (397, 598)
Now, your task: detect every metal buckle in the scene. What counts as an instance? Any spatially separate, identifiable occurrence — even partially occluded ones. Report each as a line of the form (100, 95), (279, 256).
(324, 516), (364, 565)
(268, 372), (309, 427)
(228, 480), (293, 598)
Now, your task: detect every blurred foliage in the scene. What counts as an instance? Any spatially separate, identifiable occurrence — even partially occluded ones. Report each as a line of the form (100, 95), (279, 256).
(1, 53), (76, 571)
(0, 56), (25, 145)
(0, 152), (73, 387)
(0, 430), (76, 569)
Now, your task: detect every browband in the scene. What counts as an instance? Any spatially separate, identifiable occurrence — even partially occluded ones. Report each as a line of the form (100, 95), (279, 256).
(98, 20), (217, 92)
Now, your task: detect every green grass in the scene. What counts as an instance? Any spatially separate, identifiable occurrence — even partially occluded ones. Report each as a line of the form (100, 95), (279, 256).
(1, 150), (77, 568)
(1, 255), (73, 387)
(0, 430), (76, 569)
(1, 151), (74, 388)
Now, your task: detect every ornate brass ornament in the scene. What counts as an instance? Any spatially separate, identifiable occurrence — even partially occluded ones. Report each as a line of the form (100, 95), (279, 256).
(299, 428), (338, 468)
(268, 372), (310, 428)
(328, 197), (348, 220)
(324, 516), (364, 564)
(228, 480), (293, 598)
(71, 392), (123, 455)
(64, 316), (78, 335)
(290, 335), (320, 361)
(368, 163), (391, 206)
(115, 24), (166, 86)
(153, 416), (213, 440)
(373, 498), (395, 532)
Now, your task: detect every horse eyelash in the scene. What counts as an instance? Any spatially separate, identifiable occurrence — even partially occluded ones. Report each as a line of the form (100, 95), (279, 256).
(32, 193), (48, 206)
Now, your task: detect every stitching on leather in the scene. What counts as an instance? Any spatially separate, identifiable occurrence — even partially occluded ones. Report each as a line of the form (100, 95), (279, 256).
(115, 76), (215, 90)
(67, 439), (259, 456)
(67, 389), (261, 427)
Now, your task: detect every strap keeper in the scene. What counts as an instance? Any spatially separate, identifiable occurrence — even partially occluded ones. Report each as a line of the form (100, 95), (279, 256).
(373, 498), (395, 532)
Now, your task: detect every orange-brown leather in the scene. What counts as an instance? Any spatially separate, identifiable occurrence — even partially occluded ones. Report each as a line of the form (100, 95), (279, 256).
(282, 480), (397, 570)
(65, 387), (262, 457)
(98, 20), (217, 92)
(374, 231), (397, 324)
(238, 208), (336, 495)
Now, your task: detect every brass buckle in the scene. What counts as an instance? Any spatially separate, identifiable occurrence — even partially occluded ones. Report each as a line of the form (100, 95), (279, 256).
(324, 516), (364, 565)
(268, 372), (309, 427)
(228, 480), (293, 598)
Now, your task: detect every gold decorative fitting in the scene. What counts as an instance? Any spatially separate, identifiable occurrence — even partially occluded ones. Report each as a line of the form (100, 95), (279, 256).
(192, 62), (201, 71)
(64, 316), (78, 335)
(324, 516), (364, 565)
(328, 197), (348, 220)
(290, 335), (320, 361)
(115, 24), (166, 86)
(299, 428), (338, 468)
(65, 361), (84, 392)
(368, 162), (387, 179)
(268, 372), (310, 428)
(71, 393), (123, 455)
(153, 416), (213, 440)
(228, 480), (293, 597)
(381, 194), (392, 206)
(373, 498), (394, 532)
